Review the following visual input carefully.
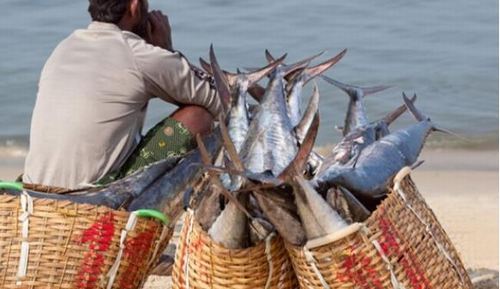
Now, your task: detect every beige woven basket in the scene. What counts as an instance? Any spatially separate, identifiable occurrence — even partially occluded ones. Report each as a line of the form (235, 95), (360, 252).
(171, 210), (298, 289)
(285, 167), (473, 289)
(0, 193), (172, 289)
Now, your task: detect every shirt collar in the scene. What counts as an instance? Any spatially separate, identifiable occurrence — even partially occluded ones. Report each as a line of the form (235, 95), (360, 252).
(88, 21), (121, 31)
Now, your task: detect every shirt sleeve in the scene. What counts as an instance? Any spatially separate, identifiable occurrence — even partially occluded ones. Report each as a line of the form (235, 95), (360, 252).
(127, 34), (222, 117)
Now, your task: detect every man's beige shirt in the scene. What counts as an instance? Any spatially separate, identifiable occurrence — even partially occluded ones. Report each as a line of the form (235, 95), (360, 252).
(23, 22), (221, 189)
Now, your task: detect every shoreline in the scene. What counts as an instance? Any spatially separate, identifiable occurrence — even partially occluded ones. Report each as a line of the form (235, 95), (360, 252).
(0, 148), (498, 271)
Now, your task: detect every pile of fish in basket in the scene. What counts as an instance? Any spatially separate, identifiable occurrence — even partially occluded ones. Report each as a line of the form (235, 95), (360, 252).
(0, 46), (474, 289)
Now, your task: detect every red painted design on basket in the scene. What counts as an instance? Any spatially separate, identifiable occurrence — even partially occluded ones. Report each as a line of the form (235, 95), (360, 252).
(75, 212), (115, 289)
(378, 215), (431, 289)
(189, 235), (203, 253)
(336, 244), (384, 289)
(118, 227), (157, 289)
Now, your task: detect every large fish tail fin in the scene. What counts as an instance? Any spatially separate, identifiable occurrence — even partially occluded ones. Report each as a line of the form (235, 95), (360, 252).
(245, 54), (286, 87)
(278, 112), (320, 181)
(265, 49), (325, 80)
(199, 57), (212, 74)
(295, 82), (320, 142)
(402, 92), (428, 122)
(303, 49), (347, 84)
(322, 75), (390, 101)
(382, 93), (417, 125)
(209, 45), (231, 110)
(402, 93), (467, 140)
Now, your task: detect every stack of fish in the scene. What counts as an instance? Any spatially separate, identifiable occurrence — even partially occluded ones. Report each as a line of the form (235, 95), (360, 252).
(189, 46), (449, 248)
(2, 47), (448, 248)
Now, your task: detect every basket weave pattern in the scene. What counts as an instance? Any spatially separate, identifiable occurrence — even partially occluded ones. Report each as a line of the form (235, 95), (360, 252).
(0, 194), (172, 289)
(171, 211), (298, 289)
(285, 173), (473, 289)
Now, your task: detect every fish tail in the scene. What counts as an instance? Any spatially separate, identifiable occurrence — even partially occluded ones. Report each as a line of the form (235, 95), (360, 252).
(295, 82), (320, 141)
(278, 112), (320, 181)
(303, 49), (347, 84)
(403, 93), (468, 140)
(322, 75), (390, 101)
(199, 57), (212, 74)
(209, 45), (231, 110)
(402, 92), (428, 122)
(245, 54), (286, 86)
(266, 49), (325, 79)
(382, 93), (417, 125)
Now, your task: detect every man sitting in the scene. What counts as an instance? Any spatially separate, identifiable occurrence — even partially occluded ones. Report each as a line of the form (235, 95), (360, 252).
(23, 0), (221, 191)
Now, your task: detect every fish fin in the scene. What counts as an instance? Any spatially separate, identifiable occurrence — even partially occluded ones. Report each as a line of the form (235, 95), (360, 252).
(265, 49), (276, 63)
(195, 134), (252, 217)
(203, 55), (239, 86)
(218, 115), (246, 171)
(266, 49), (325, 65)
(294, 82), (320, 141)
(279, 112), (320, 181)
(382, 93), (417, 125)
(433, 127), (470, 141)
(303, 49), (347, 84)
(209, 45), (231, 111)
(402, 93), (469, 141)
(411, 160), (425, 170)
(403, 92), (428, 122)
(322, 75), (390, 100)
(199, 57), (212, 74)
(337, 186), (371, 222)
(247, 84), (266, 102)
(245, 54), (286, 87)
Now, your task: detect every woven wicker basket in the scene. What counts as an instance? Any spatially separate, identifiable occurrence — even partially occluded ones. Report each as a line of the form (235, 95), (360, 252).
(171, 210), (298, 289)
(0, 192), (172, 289)
(285, 167), (473, 289)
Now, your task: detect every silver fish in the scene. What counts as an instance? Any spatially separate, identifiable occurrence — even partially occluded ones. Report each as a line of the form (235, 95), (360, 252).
(326, 186), (370, 223)
(314, 93), (442, 200)
(293, 175), (348, 240)
(316, 95), (417, 179)
(5, 156), (180, 209)
(267, 49), (347, 127)
(195, 181), (223, 231)
(240, 66), (298, 176)
(322, 76), (390, 136)
(127, 130), (222, 222)
(293, 83), (324, 176)
(208, 192), (250, 249)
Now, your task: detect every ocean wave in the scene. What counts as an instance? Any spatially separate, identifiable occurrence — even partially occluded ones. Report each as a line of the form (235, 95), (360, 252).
(0, 136), (29, 159)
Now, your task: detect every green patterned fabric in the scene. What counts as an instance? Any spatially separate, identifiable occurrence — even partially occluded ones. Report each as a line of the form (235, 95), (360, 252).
(96, 117), (195, 185)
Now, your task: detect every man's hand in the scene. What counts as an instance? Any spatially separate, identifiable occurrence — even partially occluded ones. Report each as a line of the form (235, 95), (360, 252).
(146, 10), (173, 51)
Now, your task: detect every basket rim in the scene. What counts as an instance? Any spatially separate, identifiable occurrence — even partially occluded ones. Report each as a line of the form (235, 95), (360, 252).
(304, 223), (363, 250)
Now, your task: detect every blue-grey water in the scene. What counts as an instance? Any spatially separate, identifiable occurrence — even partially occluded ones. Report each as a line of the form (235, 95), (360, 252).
(0, 0), (498, 159)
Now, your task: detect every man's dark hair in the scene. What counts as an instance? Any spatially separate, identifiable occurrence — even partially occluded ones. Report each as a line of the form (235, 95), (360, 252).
(88, 0), (131, 24)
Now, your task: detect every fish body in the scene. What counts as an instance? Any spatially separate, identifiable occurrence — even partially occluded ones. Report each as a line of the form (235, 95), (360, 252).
(7, 156), (180, 209)
(127, 131), (222, 222)
(293, 175), (348, 240)
(208, 193), (249, 249)
(322, 76), (389, 136)
(228, 79), (251, 154)
(316, 120), (433, 198)
(240, 67), (297, 176)
(286, 73), (307, 127)
(317, 95), (416, 178)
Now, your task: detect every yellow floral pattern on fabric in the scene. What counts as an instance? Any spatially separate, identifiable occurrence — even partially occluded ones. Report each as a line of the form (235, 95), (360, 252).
(96, 117), (196, 185)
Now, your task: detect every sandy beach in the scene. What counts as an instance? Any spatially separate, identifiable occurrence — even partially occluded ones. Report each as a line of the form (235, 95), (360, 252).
(1, 148), (498, 288)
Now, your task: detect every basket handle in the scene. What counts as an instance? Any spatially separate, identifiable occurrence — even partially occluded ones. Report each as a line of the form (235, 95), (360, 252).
(0, 181), (23, 191)
(392, 166), (412, 190)
(135, 209), (169, 225)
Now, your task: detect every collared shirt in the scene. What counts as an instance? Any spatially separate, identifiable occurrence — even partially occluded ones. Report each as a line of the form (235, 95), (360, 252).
(23, 21), (221, 189)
